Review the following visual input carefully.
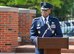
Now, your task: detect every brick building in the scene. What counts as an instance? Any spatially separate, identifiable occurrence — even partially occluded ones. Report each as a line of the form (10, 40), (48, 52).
(0, 6), (36, 52)
(0, 6), (19, 52)
(18, 8), (36, 45)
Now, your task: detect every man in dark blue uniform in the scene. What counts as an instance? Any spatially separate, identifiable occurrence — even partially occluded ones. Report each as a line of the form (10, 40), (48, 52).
(30, 2), (63, 54)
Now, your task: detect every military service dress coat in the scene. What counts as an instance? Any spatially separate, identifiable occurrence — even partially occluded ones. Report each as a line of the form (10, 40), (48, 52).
(30, 16), (63, 54)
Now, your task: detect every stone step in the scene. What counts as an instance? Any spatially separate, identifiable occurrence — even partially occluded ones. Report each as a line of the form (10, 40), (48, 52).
(61, 45), (74, 53)
(61, 49), (74, 53)
(15, 45), (35, 53)
(0, 53), (74, 54)
(15, 45), (74, 53)
(61, 53), (74, 54)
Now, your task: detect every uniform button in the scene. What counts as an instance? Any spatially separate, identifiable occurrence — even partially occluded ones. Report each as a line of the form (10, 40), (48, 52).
(38, 31), (40, 34)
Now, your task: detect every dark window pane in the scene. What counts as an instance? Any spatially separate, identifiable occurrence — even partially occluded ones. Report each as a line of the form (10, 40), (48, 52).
(65, 22), (70, 26)
(72, 22), (74, 25)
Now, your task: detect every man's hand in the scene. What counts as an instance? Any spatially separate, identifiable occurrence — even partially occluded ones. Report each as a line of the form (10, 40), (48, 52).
(34, 37), (38, 46)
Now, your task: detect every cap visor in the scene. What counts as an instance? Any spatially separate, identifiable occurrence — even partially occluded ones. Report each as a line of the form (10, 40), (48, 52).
(41, 7), (49, 10)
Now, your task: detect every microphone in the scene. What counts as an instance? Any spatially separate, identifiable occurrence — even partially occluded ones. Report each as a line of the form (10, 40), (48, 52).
(42, 21), (51, 38)
(46, 21), (54, 34)
(46, 21), (52, 30)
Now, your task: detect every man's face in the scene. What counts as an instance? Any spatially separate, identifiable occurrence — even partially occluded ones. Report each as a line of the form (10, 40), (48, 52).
(41, 9), (51, 18)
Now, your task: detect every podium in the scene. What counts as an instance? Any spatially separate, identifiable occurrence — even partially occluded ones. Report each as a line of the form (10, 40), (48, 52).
(36, 37), (69, 54)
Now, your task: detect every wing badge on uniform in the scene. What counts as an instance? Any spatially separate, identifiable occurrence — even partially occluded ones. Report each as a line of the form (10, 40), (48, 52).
(51, 22), (56, 28)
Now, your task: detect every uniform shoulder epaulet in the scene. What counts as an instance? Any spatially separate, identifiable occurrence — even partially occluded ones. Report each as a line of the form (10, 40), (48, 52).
(52, 16), (57, 19)
(33, 17), (40, 21)
(53, 17), (58, 20)
(50, 17), (59, 22)
(34, 18), (39, 20)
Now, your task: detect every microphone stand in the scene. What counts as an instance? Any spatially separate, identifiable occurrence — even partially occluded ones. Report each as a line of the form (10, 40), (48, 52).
(42, 21), (52, 38)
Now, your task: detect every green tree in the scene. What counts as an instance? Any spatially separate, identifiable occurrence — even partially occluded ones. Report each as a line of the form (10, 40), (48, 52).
(0, 0), (74, 21)
(54, 0), (74, 21)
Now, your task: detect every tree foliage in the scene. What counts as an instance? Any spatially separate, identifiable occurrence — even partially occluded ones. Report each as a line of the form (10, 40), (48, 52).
(0, 0), (74, 21)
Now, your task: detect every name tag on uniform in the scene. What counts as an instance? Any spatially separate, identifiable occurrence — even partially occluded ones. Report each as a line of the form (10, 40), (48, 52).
(37, 24), (41, 29)
(37, 27), (41, 29)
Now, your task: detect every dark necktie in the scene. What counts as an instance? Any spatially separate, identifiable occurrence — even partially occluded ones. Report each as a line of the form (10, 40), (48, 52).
(45, 18), (46, 24)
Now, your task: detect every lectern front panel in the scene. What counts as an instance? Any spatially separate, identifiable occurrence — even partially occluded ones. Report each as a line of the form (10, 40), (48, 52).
(37, 37), (68, 49)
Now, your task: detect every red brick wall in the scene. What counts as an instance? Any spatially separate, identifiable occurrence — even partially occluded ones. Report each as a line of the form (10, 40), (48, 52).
(18, 13), (26, 36)
(0, 7), (36, 52)
(0, 7), (19, 52)
(18, 9), (36, 44)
